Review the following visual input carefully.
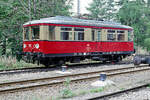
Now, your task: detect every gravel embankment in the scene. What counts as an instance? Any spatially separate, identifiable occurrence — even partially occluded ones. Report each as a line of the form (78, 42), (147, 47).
(68, 69), (150, 100)
(0, 64), (149, 100)
(108, 87), (150, 100)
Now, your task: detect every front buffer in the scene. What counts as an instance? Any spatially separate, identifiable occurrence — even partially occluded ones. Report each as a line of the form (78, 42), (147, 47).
(133, 55), (150, 66)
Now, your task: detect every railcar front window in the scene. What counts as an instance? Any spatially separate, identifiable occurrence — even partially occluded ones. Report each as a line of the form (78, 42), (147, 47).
(60, 27), (72, 40)
(107, 30), (116, 41)
(32, 26), (39, 39)
(128, 30), (133, 41)
(24, 27), (29, 40)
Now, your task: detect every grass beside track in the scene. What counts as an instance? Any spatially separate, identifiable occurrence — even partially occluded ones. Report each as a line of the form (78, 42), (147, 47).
(0, 56), (39, 70)
(0, 55), (133, 71)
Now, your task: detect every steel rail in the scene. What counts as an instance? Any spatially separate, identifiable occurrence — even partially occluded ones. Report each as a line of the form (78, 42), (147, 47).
(0, 66), (149, 94)
(0, 66), (142, 87)
(0, 61), (133, 75)
(87, 83), (149, 100)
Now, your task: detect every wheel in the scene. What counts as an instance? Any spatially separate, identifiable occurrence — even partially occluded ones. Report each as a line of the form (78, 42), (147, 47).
(40, 59), (50, 67)
(116, 56), (122, 62)
(43, 62), (49, 67)
(102, 60), (106, 63)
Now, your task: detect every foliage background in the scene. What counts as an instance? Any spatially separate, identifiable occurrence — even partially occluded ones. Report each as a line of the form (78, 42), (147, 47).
(87, 0), (150, 52)
(0, 0), (150, 56)
(0, 0), (73, 56)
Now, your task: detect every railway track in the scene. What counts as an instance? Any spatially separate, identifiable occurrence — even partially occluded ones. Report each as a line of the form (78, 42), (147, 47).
(0, 61), (132, 75)
(87, 83), (150, 100)
(0, 65), (149, 94)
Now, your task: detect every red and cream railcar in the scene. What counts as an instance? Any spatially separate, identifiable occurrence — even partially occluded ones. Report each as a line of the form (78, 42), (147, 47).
(22, 16), (134, 66)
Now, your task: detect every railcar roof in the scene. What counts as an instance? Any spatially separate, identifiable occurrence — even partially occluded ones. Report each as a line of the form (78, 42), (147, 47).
(23, 16), (133, 30)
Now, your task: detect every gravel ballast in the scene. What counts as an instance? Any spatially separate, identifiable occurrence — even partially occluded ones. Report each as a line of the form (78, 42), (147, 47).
(0, 64), (150, 100)
(108, 87), (150, 100)
(0, 64), (134, 82)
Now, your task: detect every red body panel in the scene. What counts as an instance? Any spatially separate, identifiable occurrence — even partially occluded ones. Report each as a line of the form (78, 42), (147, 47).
(23, 41), (134, 54)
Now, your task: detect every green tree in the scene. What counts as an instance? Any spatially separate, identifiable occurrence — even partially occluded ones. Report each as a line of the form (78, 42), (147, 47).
(117, 0), (149, 48)
(144, 38), (150, 51)
(105, 0), (117, 20)
(87, 0), (107, 20)
(87, 0), (116, 20)
(0, 0), (73, 56)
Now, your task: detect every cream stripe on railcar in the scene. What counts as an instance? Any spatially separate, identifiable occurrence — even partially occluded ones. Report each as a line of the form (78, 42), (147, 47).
(29, 27), (32, 40)
(40, 26), (49, 40)
(55, 26), (61, 40)
(71, 27), (75, 41)
(101, 29), (107, 41)
(115, 30), (118, 41)
(84, 28), (92, 41)
(125, 30), (128, 41)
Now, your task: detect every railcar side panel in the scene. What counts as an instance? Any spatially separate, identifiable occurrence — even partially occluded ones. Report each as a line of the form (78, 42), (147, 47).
(101, 42), (134, 52)
(23, 41), (134, 54)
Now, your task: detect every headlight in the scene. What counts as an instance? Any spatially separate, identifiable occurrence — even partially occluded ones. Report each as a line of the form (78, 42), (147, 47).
(23, 44), (26, 48)
(35, 44), (39, 49)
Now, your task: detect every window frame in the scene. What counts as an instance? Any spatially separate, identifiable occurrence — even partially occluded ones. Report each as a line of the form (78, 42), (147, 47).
(24, 27), (30, 40)
(60, 26), (73, 41)
(31, 26), (40, 40)
(49, 26), (55, 40)
(74, 27), (84, 41)
(117, 30), (125, 41)
(128, 30), (133, 41)
(107, 29), (116, 41)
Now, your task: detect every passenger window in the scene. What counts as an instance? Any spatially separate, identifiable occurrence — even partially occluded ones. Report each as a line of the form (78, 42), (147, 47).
(74, 28), (84, 41)
(61, 32), (69, 40)
(107, 30), (116, 41)
(92, 30), (95, 41)
(24, 27), (29, 40)
(97, 30), (101, 41)
(60, 27), (72, 40)
(49, 26), (55, 40)
(117, 30), (125, 41)
(32, 26), (40, 39)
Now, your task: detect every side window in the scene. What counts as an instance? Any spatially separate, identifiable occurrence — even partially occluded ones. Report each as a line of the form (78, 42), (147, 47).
(32, 26), (40, 39)
(49, 26), (55, 40)
(24, 27), (29, 40)
(60, 27), (72, 40)
(117, 30), (125, 41)
(97, 30), (101, 41)
(74, 28), (84, 40)
(107, 30), (116, 41)
(61, 32), (69, 40)
(92, 30), (95, 41)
